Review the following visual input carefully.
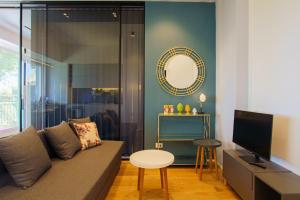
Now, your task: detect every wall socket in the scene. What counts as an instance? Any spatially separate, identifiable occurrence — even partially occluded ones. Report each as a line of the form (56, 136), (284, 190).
(155, 142), (163, 149)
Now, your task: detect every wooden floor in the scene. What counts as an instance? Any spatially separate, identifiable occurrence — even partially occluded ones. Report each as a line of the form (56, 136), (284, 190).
(106, 161), (240, 200)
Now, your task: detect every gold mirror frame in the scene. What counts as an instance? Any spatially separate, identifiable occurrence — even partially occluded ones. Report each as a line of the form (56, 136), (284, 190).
(156, 47), (206, 96)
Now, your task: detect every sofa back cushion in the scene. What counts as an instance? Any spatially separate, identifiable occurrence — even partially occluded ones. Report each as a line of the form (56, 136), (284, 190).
(0, 130), (56, 188)
(45, 122), (81, 160)
(0, 130), (55, 188)
(0, 158), (7, 175)
(68, 117), (91, 124)
(0, 159), (12, 188)
(68, 117), (91, 134)
(37, 130), (56, 158)
(0, 126), (52, 188)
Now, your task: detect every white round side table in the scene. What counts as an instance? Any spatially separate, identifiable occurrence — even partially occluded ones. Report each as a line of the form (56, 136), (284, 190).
(130, 149), (174, 200)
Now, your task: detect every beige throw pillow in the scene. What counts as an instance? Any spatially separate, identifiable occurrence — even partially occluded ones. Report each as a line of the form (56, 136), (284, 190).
(68, 117), (91, 134)
(73, 122), (102, 150)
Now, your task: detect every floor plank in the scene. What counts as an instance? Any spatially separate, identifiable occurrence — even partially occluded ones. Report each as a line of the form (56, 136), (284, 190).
(106, 161), (240, 200)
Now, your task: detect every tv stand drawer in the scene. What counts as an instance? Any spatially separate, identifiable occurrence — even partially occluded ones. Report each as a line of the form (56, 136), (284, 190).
(224, 150), (254, 200)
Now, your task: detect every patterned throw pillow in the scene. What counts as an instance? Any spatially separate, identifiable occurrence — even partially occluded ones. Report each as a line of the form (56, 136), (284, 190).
(73, 122), (102, 150)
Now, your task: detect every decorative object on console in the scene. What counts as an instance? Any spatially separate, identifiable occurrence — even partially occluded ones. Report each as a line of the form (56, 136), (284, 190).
(192, 108), (197, 115)
(163, 105), (169, 114)
(169, 105), (174, 113)
(185, 104), (191, 114)
(163, 105), (174, 114)
(157, 47), (206, 96)
(176, 103), (184, 113)
(73, 122), (102, 150)
(198, 93), (206, 113)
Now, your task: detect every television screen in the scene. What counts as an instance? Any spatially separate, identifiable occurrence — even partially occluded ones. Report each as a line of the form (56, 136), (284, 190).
(233, 110), (273, 160)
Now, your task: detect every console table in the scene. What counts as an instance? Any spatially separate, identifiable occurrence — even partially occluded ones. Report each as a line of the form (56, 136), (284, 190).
(157, 113), (211, 143)
(223, 149), (300, 200)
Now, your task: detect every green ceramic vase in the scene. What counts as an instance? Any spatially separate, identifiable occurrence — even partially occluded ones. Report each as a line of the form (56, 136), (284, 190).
(177, 103), (184, 113)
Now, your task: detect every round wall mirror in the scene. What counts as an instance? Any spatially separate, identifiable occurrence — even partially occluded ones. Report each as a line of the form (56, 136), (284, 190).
(165, 54), (198, 89)
(157, 47), (205, 96)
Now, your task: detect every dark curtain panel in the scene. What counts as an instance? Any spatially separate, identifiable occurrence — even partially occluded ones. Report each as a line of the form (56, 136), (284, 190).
(120, 7), (144, 156)
(22, 3), (144, 155)
(46, 6), (121, 141)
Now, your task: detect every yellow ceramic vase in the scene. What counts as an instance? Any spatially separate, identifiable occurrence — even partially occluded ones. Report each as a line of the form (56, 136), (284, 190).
(185, 104), (191, 114)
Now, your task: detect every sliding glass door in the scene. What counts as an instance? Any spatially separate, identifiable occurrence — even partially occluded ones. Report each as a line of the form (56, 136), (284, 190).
(0, 7), (20, 137)
(20, 3), (144, 155)
(22, 4), (121, 134)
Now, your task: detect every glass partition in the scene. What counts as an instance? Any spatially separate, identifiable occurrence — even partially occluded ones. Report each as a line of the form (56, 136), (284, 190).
(22, 4), (120, 135)
(20, 3), (144, 155)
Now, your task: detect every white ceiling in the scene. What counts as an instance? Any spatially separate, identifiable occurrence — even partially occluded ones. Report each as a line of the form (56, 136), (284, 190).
(0, 0), (215, 61)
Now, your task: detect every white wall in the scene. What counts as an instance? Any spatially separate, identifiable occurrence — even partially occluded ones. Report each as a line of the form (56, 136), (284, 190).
(248, 0), (300, 175)
(217, 0), (300, 175)
(216, 0), (249, 163)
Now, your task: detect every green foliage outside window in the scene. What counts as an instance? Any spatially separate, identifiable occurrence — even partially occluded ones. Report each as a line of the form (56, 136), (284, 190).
(0, 47), (19, 130)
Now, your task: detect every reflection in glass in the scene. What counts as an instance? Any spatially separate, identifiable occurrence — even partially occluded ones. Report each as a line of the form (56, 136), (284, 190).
(21, 4), (144, 155)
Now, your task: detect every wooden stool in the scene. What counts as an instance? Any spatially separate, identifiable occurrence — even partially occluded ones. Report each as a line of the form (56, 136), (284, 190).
(193, 139), (222, 180)
(130, 150), (174, 200)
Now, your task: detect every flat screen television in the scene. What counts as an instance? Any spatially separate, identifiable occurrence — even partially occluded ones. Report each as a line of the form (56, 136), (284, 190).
(233, 110), (273, 164)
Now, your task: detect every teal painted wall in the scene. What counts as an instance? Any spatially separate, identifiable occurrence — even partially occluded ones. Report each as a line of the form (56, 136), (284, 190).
(145, 2), (216, 163)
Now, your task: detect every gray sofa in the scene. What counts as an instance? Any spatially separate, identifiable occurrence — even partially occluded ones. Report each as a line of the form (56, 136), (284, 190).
(0, 130), (124, 200)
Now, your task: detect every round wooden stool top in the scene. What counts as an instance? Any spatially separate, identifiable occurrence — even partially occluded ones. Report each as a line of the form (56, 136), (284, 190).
(193, 139), (222, 148)
(130, 149), (174, 169)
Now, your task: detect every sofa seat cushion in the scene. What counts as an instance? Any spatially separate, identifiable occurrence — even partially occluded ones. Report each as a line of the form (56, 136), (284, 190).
(0, 140), (124, 200)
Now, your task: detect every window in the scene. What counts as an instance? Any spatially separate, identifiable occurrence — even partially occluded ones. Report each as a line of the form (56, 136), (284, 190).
(0, 8), (20, 137)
